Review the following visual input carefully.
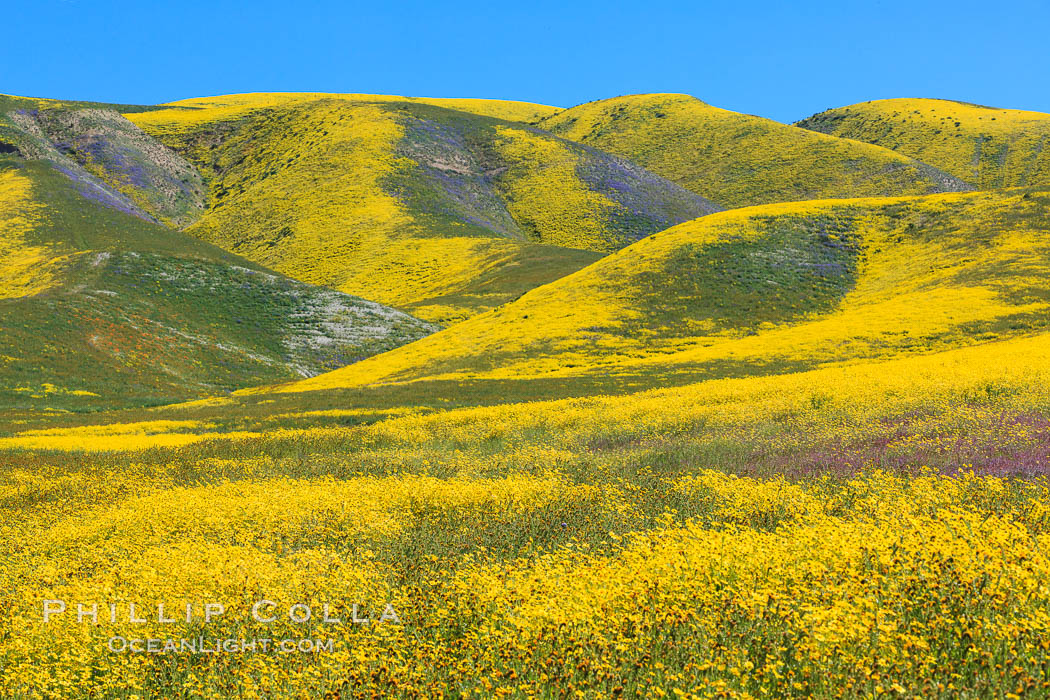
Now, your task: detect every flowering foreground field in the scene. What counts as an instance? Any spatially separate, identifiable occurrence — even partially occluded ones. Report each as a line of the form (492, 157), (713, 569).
(5, 329), (1050, 697)
(3, 90), (1050, 698)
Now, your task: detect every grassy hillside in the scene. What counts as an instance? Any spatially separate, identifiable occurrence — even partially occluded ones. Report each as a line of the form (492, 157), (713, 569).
(539, 93), (972, 208)
(797, 98), (1050, 189)
(3, 105), (205, 227)
(262, 186), (1050, 399)
(126, 93), (720, 323)
(0, 96), (192, 227)
(0, 154), (434, 411)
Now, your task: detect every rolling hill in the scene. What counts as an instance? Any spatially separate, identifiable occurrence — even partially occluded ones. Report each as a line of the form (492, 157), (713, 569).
(796, 98), (1050, 189)
(125, 93), (721, 324)
(261, 185), (1050, 400)
(0, 108), (435, 411)
(538, 93), (972, 208)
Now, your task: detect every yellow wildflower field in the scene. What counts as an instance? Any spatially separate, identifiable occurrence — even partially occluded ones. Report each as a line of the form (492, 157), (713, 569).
(3, 306), (1050, 695)
(0, 169), (66, 299)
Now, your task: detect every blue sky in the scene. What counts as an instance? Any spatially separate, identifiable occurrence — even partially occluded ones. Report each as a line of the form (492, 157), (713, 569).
(6, 0), (1049, 123)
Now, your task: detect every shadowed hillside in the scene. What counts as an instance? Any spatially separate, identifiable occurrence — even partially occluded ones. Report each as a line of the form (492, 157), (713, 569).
(797, 98), (1050, 189)
(0, 151), (434, 411)
(539, 93), (972, 208)
(126, 93), (720, 323)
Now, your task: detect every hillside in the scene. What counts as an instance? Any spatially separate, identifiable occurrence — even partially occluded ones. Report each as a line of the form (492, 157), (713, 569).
(538, 93), (972, 208)
(263, 186), (1050, 400)
(0, 132), (434, 411)
(796, 98), (1050, 189)
(0, 94), (202, 228)
(126, 93), (720, 323)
